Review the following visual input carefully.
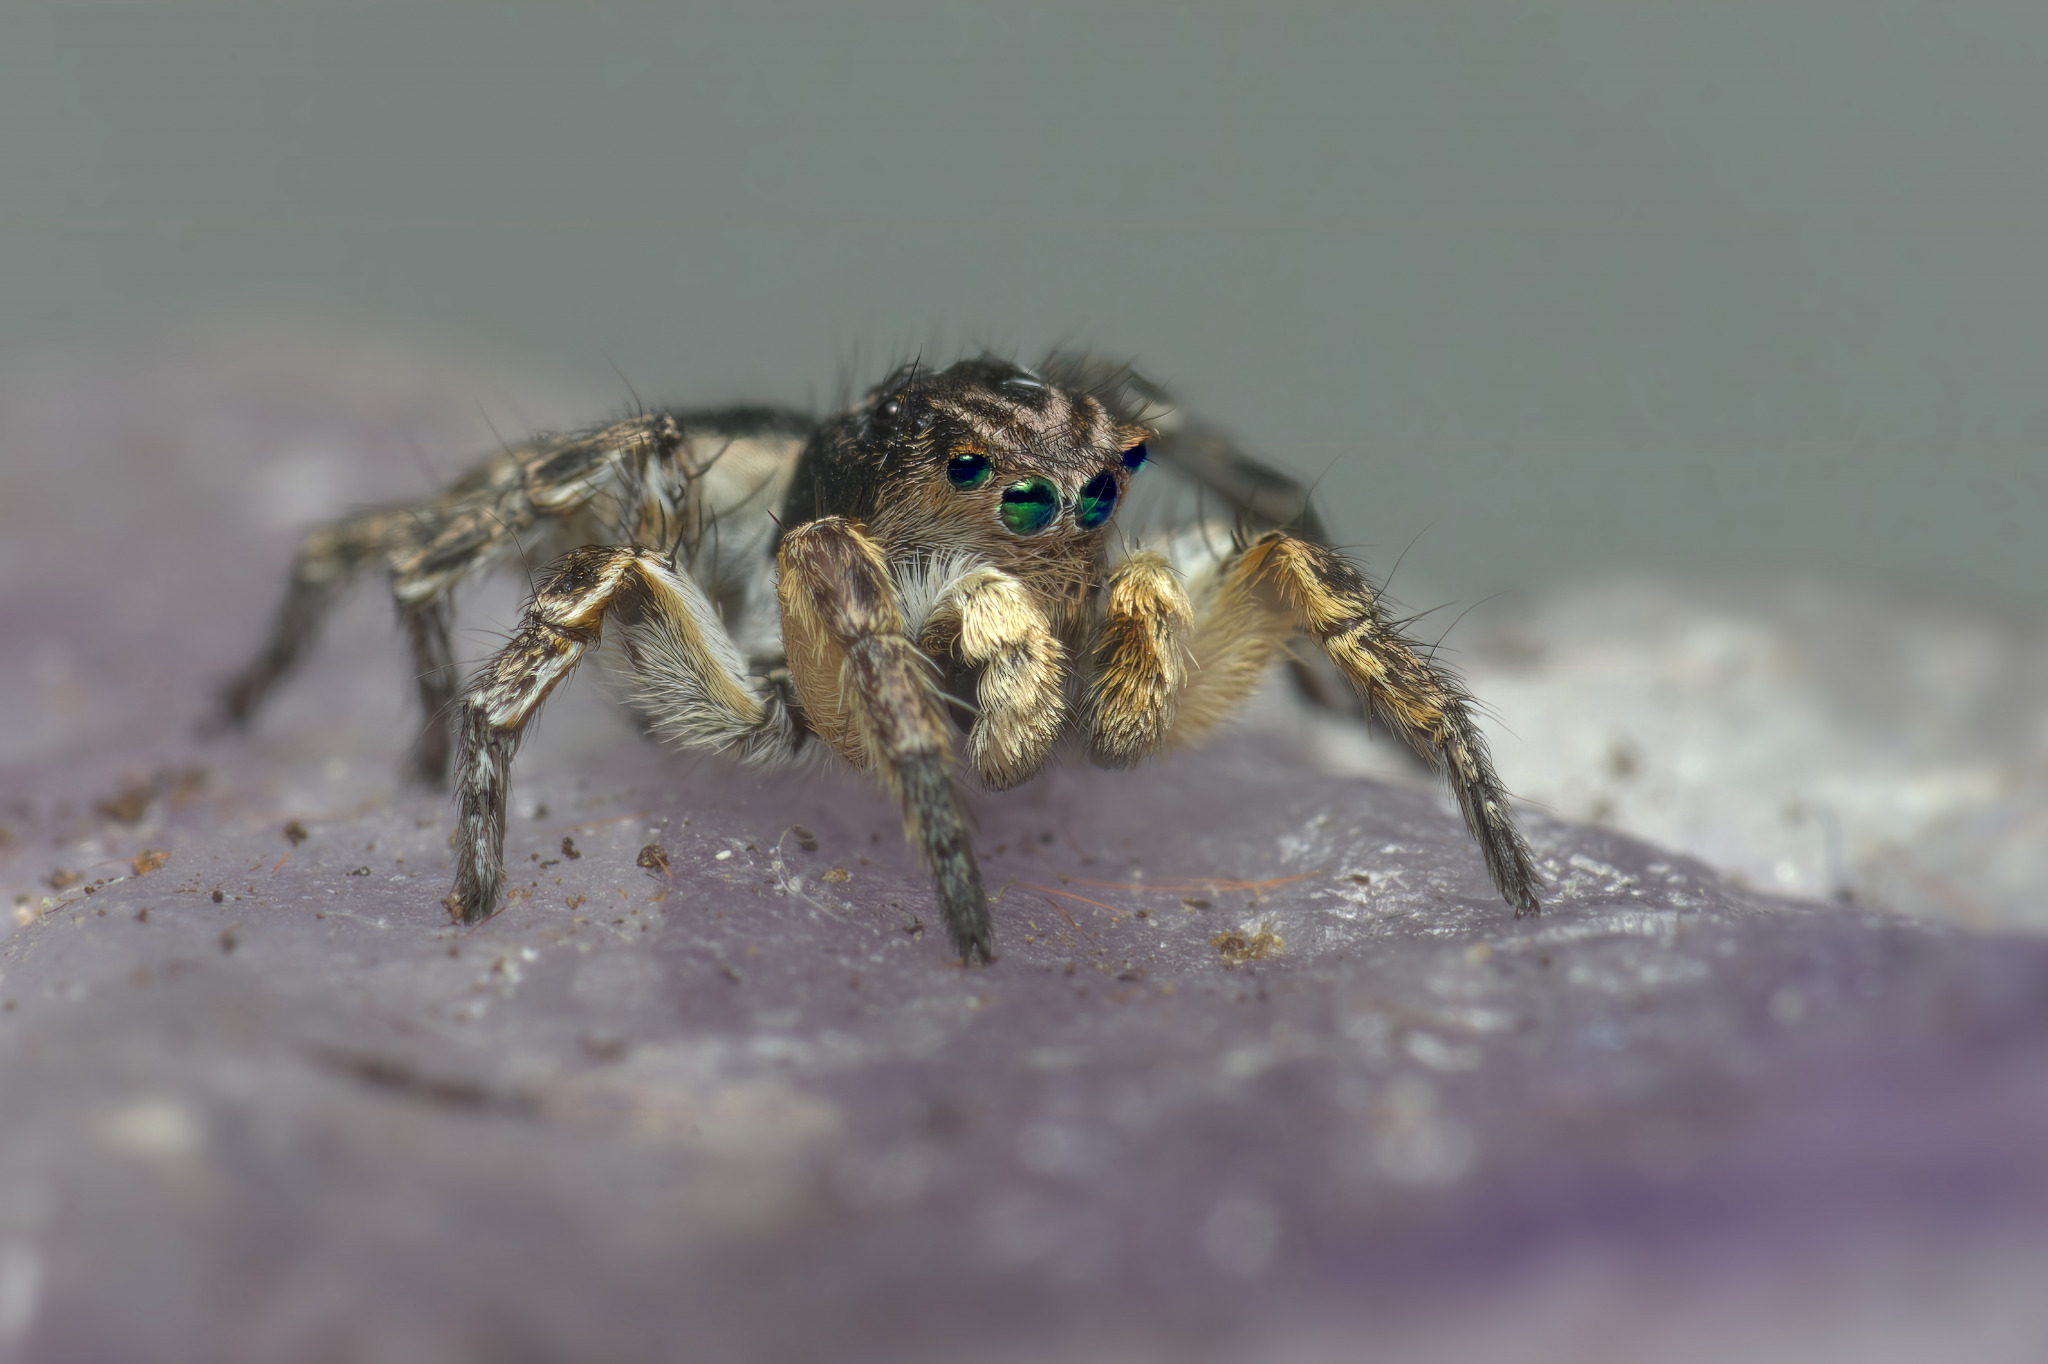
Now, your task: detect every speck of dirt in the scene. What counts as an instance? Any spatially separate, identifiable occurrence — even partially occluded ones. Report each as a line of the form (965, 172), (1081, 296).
(1211, 923), (1285, 966)
(210, 888), (224, 904)
(636, 844), (670, 872)
(822, 868), (851, 884)
(791, 825), (818, 853)
(560, 836), (582, 860)
(131, 849), (170, 876)
(283, 820), (309, 846)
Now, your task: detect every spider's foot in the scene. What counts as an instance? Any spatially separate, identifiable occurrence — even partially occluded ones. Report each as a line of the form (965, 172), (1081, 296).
(939, 879), (996, 966)
(197, 675), (264, 739)
(443, 887), (500, 926)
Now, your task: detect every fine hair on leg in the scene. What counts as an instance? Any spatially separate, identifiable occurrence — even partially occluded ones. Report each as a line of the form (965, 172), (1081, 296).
(449, 543), (780, 923)
(1144, 527), (1541, 915)
(778, 518), (993, 962)
(1084, 550), (1194, 767)
(1236, 531), (1541, 913)
(913, 561), (1070, 790)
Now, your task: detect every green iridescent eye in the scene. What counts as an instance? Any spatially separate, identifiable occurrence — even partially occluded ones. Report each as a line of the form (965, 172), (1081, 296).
(997, 477), (1059, 535)
(1074, 471), (1119, 530)
(946, 452), (991, 489)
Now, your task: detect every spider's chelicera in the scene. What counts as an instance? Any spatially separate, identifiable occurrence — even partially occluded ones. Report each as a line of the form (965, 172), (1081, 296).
(214, 356), (1541, 962)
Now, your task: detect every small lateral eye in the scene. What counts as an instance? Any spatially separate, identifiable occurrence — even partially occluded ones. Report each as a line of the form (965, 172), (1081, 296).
(946, 452), (991, 489)
(1121, 442), (1148, 470)
(998, 477), (1060, 535)
(1074, 470), (1119, 530)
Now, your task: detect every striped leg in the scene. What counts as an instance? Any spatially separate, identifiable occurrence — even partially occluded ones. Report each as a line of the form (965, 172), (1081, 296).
(449, 544), (778, 924)
(778, 519), (992, 963)
(1251, 532), (1538, 913)
(1162, 530), (1541, 916)
(214, 502), (505, 790)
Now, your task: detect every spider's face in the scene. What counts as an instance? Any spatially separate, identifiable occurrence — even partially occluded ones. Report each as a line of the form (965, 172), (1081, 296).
(802, 357), (1150, 581)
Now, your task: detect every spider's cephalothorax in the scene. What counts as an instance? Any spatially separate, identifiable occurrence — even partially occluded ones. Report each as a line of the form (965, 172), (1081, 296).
(214, 355), (1542, 962)
(786, 356), (1147, 609)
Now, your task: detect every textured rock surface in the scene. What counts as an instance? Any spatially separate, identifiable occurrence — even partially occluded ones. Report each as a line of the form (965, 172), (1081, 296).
(3, 321), (2046, 1362)
(1457, 581), (2048, 933)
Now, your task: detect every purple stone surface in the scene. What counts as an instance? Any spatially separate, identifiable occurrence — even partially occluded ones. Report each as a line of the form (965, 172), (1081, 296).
(2, 321), (2045, 1362)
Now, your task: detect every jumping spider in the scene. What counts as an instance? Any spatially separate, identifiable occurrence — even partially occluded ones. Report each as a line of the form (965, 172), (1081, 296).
(215, 356), (1541, 961)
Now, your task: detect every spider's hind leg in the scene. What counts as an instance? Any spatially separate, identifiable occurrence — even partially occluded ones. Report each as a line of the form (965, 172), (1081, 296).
(212, 509), (410, 732)
(401, 598), (459, 787)
(779, 519), (992, 963)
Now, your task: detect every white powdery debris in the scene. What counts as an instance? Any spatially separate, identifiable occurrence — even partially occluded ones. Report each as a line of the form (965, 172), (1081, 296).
(1311, 578), (2048, 933)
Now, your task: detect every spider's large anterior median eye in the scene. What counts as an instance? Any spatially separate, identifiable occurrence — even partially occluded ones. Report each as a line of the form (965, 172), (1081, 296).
(998, 477), (1060, 535)
(946, 452), (991, 489)
(1074, 471), (1119, 530)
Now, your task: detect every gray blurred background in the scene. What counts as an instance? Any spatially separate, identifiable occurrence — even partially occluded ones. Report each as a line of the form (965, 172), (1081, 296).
(4, 2), (2044, 615)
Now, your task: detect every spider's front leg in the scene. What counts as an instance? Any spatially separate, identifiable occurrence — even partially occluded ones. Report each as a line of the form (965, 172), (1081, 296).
(778, 520), (993, 963)
(449, 544), (778, 923)
(1237, 531), (1542, 914)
